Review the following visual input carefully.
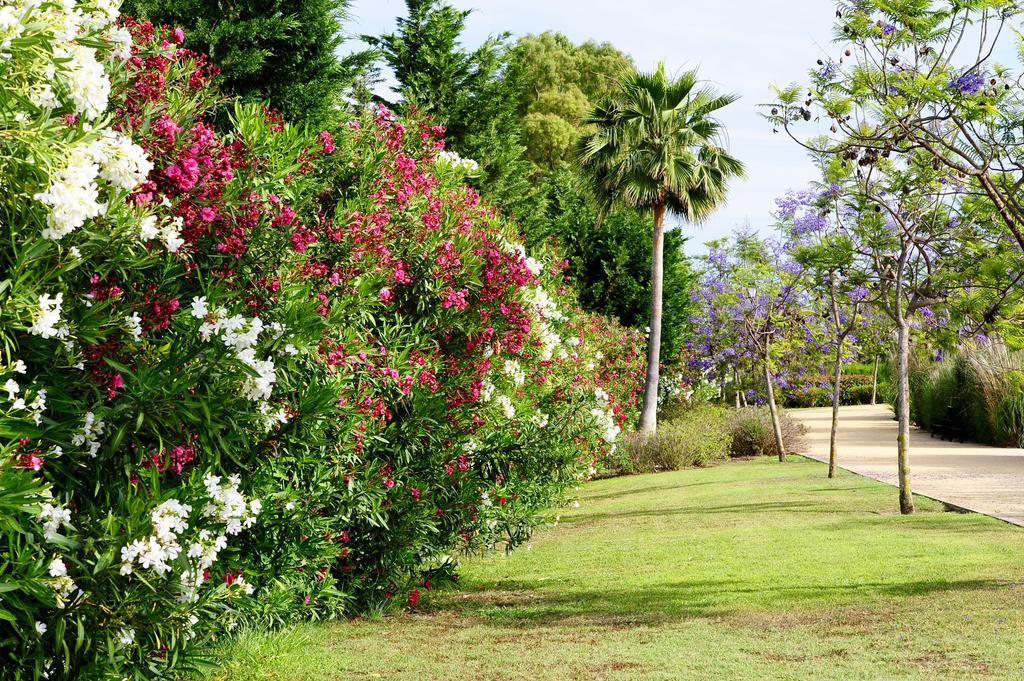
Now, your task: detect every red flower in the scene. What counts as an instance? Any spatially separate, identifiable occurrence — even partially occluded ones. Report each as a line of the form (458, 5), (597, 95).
(408, 589), (420, 606)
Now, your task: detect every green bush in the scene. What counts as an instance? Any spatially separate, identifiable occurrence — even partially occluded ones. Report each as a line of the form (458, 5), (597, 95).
(909, 342), (1024, 446)
(778, 374), (882, 408)
(727, 407), (808, 458)
(608, 405), (732, 476)
(0, 8), (646, 677)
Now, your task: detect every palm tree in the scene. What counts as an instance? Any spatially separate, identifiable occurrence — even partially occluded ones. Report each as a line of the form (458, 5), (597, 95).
(577, 63), (744, 434)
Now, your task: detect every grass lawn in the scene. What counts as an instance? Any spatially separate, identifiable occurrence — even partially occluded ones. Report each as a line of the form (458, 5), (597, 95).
(211, 457), (1024, 680)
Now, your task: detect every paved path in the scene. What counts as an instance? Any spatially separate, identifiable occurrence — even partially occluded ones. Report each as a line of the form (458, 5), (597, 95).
(791, 404), (1024, 527)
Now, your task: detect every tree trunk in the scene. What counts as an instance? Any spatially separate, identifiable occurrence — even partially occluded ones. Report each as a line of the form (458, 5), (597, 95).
(870, 355), (879, 405)
(763, 355), (786, 462)
(828, 347), (843, 478)
(896, 321), (914, 514)
(638, 201), (666, 434)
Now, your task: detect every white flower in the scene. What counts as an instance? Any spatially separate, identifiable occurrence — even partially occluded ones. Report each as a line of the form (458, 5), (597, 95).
(12, 360), (26, 374)
(201, 473), (260, 535)
(503, 359), (525, 386)
(524, 286), (564, 321)
(480, 380), (495, 402)
(94, 131), (152, 190)
(38, 502), (72, 541)
(28, 293), (65, 338)
(48, 558), (67, 577)
(0, 6), (23, 40)
(72, 411), (105, 457)
(115, 628), (135, 646)
(139, 214), (159, 241)
(161, 217), (185, 253)
(29, 389), (47, 424)
(495, 395), (515, 420)
(283, 343), (298, 356)
(590, 407), (621, 443)
(34, 621), (47, 636)
(125, 312), (142, 341)
(436, 150), (479, 173)
(524, 257), (542, 277)
(106, 25), (133, 61)
(35, 144), (102, 239)
(3, 379), (19, 401)
(29, 82), (58, 110)
(57, 43), (110, 120)
(69, 246), (81, 258)
(190, 296), (208, 319)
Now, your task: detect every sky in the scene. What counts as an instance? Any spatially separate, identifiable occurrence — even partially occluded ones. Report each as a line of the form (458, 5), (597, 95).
(340, 0), (839, 255)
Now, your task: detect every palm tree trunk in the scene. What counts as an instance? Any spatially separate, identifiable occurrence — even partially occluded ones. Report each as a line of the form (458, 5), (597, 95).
(870, 355), (879, 405)
(828, 347), (843, 478)
(638, 201), (666, 434)
(896, 320), (914, 514)
(763, 351), (786, 462)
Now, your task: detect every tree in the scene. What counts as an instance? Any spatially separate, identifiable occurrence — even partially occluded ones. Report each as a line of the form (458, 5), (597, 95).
(779, 188), (869, 477)
(767, 0), (1024, 262)
(507, 33), (633, 172)
(577, 64), (744, 434)
(121, 0), (373, 126)
(825, 153), (988, 514)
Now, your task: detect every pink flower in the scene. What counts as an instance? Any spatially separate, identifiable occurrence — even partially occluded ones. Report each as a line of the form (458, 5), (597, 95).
(172, 27), (185, 44)
(378, 288), (393, 303)
(410, 487), (421, 501)
(318, 131), (335, 154)
(16, 453), (44, 471)
(384, 478), (395, 489)
(440, 288), (469, 311)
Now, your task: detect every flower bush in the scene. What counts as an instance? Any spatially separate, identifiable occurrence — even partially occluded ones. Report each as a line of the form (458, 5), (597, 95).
(0, 3), (644, 677)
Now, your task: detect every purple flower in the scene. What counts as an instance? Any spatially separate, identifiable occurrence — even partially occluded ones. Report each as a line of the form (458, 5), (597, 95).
(882, 23), (897, 36)
(849, 285), (869, 303)
(949, 71), (985, 95)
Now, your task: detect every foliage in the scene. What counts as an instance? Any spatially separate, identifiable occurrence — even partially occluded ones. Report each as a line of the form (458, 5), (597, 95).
(910, 341), (1024, 447)
(607, 404), (731, 476)
(121, 0), (373, 126)
(727, 408), (807, 458)
(577, 63), (744, 220)
(538, 169), (696, 361)
(766, 0), (1024, 278)
(0, 5), (644, 677)
(507, 32), (632, 172)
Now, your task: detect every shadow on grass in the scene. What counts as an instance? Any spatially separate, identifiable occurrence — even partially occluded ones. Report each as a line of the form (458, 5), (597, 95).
(564, 499), (825, 524)
(583, 477), (733, 503)
(424, 577), (1005, 629)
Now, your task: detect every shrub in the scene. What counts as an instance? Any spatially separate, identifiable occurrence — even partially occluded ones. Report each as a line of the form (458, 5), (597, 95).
(727, 407), (808, 458)
(0, 5), (645, 677)
(778, 374), (880, 408)
(608, 405), (732, 476)
(909, 341), (1024, 446)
